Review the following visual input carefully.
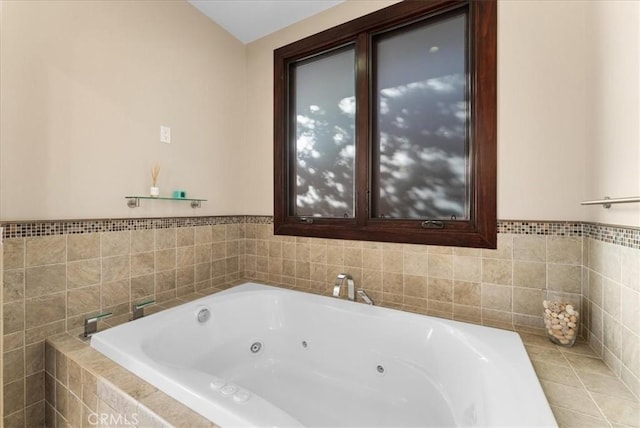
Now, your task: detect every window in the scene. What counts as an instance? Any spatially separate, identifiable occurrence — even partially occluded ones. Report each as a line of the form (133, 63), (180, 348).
(274, 0), (496, 248)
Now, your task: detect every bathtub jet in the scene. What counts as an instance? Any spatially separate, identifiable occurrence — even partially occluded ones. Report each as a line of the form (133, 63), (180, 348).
(91, 283), (557, 427)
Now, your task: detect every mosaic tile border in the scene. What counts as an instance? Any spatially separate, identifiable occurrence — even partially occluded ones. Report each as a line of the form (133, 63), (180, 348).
(499, 220), (640, 249)
(583, 222), (640, 249)
(0, 216), (245, 239)
(244, 215), (274, 225)
(497, 220), (583, 236)
(1, 216), (638, 249)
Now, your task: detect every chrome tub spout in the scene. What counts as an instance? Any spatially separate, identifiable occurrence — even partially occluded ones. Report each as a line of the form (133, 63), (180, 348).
(332, 273), (355, 301)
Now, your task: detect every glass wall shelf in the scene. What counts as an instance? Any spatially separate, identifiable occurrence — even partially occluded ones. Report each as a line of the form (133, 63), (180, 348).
(125, 196), (207, 208)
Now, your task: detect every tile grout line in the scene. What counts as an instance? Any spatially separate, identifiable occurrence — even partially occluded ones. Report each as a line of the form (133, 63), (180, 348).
(22, 238), (28, 423)
(558, 348), (613, 427)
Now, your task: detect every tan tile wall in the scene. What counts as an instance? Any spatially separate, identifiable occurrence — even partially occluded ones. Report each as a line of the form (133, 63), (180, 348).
(244, 224), (585, 333)
(584, 238), (640, 399)
(3, 221), (638, 426)
(2, 225), (243, 427)
(1, 232), (4, 419)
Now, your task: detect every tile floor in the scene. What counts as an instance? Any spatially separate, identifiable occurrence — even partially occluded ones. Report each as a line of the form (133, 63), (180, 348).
(520, 333), (639, 428)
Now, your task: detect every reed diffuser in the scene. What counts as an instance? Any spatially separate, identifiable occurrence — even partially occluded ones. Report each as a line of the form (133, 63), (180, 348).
(150, 163), (160, 197)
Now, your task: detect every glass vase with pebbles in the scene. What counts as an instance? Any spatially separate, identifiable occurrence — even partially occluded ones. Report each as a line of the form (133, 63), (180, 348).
(543, 300), (579, 346)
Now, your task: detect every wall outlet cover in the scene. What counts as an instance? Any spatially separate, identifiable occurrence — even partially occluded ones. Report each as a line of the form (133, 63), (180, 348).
(160, 126), (171, 144)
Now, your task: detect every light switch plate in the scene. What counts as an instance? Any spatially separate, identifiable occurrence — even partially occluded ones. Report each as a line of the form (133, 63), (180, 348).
(160, 126), (171, 144)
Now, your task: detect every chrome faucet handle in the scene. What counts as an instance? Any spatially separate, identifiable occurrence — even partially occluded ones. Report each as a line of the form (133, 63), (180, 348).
(357, 289), (374, 305)
(81, 312), (112, 338)
(131, 300), (156, 321)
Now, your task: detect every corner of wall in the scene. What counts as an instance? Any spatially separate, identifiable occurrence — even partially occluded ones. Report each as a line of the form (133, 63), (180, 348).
(583, 0), (640, 228)
(0, 227), (4, 419)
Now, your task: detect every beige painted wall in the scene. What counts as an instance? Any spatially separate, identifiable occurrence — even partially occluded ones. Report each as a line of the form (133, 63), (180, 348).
(2, 0), (638, 227)
(243, 0), (593, 221)
(1, 0), (247, 220)
(497, 0), (590, 222)
(584, 0), (640, 228)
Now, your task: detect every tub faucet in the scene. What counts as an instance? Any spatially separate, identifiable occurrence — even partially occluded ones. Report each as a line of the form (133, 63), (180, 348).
(333, 273), (355, 301)
(131, 300), (156, 321)
(81, 312), (112, 339)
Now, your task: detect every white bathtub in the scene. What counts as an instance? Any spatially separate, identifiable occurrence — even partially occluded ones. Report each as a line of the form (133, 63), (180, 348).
(91, 283), (557, 427)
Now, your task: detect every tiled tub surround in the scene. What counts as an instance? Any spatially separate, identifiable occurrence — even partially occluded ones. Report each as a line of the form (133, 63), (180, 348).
(45, 330), (219, 428)
(2, 216), (639, 426)
(46, 317), (638, 427)
(2, 222), (246, 427)
(524, 333), (639, 427)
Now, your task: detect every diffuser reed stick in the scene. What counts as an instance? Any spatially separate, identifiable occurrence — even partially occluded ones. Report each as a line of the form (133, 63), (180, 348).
(151, 163), (160, 187)
(150, 163), (161, 197)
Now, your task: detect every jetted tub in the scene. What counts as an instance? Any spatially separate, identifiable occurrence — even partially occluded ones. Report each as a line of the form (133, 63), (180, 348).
(91, 283), (557, 427)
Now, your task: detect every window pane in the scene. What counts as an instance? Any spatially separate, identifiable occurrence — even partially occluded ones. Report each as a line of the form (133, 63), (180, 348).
(291, 47), (356, 218)
(373, 13), (469, 220)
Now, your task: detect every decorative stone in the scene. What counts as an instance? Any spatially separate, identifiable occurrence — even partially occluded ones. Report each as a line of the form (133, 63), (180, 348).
(542, 300), (580, 347)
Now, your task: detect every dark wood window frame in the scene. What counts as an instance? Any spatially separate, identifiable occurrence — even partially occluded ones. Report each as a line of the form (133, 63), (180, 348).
(274, 0), (497, 248)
